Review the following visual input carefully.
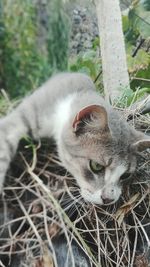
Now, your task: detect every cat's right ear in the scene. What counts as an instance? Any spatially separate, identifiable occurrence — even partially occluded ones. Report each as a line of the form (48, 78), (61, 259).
(72, 104), (110, 134)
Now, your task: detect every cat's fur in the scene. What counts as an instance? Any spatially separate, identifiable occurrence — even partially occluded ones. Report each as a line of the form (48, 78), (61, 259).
(0, 72), (150, 205)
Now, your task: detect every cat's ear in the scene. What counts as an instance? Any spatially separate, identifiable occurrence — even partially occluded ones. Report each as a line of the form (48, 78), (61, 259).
(131, 136), (150, 152)
(72, 104), (109, 134)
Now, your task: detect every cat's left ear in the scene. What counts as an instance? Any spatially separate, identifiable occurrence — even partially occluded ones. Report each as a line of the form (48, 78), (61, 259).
(72, 104), (110, 134)
(131, 135), (150, 152)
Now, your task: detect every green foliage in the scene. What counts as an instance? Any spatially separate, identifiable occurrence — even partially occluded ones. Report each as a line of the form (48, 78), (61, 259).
(117, 86), (150, 107)
(0, 0), (149, 109)
(69, 49), (102, 90)
(122, 0), (150, 40)
(92, 37), (100, 51)
(0, 0), (69, 98)
(47, 0), (69, 72)
(126, 44), (150, 73)
(69, 1), (150, 103)
(69, 50), (101, 78)
(130, 64), (150, 89)
(122, 0), (150, 91)
(0, 97), (11, 116)
(122, 13), (139, 45)
(142, 0), (150, 11)
(130, 1), (150, 38)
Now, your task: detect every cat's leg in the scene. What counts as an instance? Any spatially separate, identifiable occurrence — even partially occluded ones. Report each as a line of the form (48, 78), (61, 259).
(0, 99), (54, 192)
(0, 112), (28, 192)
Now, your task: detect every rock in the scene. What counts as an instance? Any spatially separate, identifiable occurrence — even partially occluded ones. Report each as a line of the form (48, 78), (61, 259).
(67, 1), (99, 56)
(73, 9), (79, 15)
(73, 14), (82, 24)
(71, 40), (79, 49)
(84, 40), (92, 49)
(75, 32), (82, 41)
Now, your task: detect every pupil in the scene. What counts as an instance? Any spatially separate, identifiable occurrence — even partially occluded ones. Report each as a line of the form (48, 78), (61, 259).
(95, 163), (99, 169)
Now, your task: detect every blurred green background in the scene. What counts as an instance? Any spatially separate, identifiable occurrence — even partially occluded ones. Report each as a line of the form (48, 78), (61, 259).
(0, 0), (69, 98)
(0, 0), (149, 105)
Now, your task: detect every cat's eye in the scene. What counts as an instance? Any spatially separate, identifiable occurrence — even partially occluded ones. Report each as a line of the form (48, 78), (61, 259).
(89, 160), (104, 174)
(120, 172), (131, 181)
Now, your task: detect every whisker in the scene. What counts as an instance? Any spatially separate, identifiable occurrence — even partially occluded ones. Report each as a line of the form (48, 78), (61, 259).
(63, 196), (83, 210)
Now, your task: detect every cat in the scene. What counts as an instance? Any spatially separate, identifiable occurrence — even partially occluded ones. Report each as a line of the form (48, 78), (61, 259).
(0, 72), (149, 205)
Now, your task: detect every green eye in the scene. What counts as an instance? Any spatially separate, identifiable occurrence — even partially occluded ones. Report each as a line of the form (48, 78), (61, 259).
(89, 160), (104, 173)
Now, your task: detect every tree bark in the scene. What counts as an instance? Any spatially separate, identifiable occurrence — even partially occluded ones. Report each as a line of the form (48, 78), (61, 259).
(94, 0), (130, 103)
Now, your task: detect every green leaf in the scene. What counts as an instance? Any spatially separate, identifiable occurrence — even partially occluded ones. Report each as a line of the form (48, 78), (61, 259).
(141, 0), (150, 11)
(117, 87), (150, 107)
(92, 37), (100, 50)
(126, 44), (150, 73)
(129, 87), (150, 106)
(122, 15), (130, 32)
(123, 8), (140, 44)
(133, 2), (150, 38)
(130, 64), (150, 89)
(69, 50), (102, 81)
(82, 50), (97, 60)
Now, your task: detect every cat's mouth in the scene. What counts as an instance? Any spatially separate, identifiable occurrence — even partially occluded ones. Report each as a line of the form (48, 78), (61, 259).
(80, 187), (121, 206)
(84, 197), (117, 206)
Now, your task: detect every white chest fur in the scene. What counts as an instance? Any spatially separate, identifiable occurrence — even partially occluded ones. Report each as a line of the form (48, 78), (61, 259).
(52, 94), (76, 142)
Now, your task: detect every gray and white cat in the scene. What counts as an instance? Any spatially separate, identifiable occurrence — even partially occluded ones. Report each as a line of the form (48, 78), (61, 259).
(0, 72), (149, 205)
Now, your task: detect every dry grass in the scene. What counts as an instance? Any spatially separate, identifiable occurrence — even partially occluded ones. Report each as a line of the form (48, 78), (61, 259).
(0, 114), (150, 267)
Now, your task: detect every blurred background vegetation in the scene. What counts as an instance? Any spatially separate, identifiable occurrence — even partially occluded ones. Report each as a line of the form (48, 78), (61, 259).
(0, 0), (149, 105)
(0, 0), (69, 98)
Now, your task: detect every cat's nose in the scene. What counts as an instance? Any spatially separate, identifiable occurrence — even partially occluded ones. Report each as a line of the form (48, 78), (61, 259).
(101, 196), (113, 205)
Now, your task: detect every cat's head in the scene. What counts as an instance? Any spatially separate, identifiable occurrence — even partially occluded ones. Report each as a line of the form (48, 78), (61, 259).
(60, 104), (150, 205)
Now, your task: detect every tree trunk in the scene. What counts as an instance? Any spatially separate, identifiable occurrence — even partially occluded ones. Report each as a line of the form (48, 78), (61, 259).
(94, 0), (130, 103)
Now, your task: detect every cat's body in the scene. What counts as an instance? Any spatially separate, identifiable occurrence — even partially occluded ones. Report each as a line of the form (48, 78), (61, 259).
(0, 72), (149, 205)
